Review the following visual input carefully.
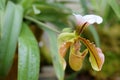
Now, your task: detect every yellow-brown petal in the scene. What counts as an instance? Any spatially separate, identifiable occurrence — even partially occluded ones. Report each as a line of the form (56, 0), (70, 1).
(79, 37), (105, 71)
(89, 48), (104, 71)
(60, 56), (67, 70)
(59, 42), (72, 57)
(69, 52), (83, 71)
(69, 44), (88, 71)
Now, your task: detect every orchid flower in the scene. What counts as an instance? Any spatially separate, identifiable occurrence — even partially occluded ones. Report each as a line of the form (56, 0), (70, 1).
(58, 14), (104, 71)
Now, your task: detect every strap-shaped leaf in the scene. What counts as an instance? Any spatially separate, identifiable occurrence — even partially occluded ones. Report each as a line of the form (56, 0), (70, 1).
(46, 30), (64, 80)
(25, 16), (60, 33)
(0, 0), (6, 10)
(19, 0), (34, 9)
(24, 16), (64, 80)
(88, 25), (100, 47)
(18, 23), (40, 80)
(107, 0), (120, 19)
(0, 1), (23, 76)
(25, 17), (64, 80)
(0, 0), (6, 38)
(26, 2), (71, 22)
(79, 37), (104, 71)
(0, 10), (3, 38)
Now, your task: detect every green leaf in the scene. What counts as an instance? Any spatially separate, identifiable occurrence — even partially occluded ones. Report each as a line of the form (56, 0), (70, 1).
(26, 2), (71, 22)
(0, 11), (4, 38)
(107, 0), (120, 19)
(0, 0), (6, 39)
(19, 0), (34, 9)
(0, 1), (23, 76)
(51, 20), (71, 31)
(46, 30), (64, 80)
(24, 16), (64, 80)
(25, 16), (60, 33)
(79, 0), (88, 14)
(88, 25), (100, 47)
(90, 0), (101, 11)
(18, 23), (40, 80)
(0, 0), (6, 10)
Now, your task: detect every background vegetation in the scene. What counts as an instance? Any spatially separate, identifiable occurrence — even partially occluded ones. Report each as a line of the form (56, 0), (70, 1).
(0, 0), (120, 80)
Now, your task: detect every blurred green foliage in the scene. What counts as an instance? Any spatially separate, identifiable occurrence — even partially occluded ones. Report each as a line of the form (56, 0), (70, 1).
(0, 0), (120, 80)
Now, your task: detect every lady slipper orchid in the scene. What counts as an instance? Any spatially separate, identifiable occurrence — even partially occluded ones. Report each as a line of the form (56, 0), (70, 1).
(58, 14), (105, 71)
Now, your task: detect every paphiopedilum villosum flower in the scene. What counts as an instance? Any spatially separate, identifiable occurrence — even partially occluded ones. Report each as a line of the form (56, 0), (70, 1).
(58, 14), (105, 71)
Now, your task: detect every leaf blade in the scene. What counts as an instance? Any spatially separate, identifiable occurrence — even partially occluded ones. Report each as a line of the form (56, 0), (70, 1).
(18, 23), (40, 80)
(24, 16), (64, 80)
(107, 0), (120, 19)
(88, 25), (100, 47)
(0, 1), (23, 76)
(0, 0), (6, 39)
(46, 30), (64, 80)
(0, 0), (6, 10)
